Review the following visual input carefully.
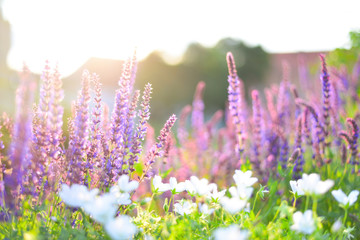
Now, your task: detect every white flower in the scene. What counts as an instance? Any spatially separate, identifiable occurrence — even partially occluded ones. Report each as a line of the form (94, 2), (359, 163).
(185, 180), (196, 196)
(174, 200), (196, 216)
(291, 210), (315, 235)
(59, 184), (99, 208)
(220, 196), (247, 214)
(83, 193), (118, 224)
(109, 186), (132, 205)
(207, 186), (226, 203)
(229, 186), (253, 200)
(50, 216), (57, 222)
(199, 203), (214, 215)
(290, 179), (304, 196)
(213, 225), (249, 240)
(169, 177), (186, 194)
(117, 175), (139, 193)
(331, 219), (342, 233)
(104, 215), (137, 240)
(152, 175), (170, 193)
(300, 173), (334, 195)
(190, 176), (214, 196)
(331, 189), (359, 207)
(233, 170), (258, 187)
(116, 192), (132, 205)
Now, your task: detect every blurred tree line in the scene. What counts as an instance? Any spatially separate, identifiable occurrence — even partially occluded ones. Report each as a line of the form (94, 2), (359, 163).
(135, 38), (270, 125)
(328, 30), (360, 70)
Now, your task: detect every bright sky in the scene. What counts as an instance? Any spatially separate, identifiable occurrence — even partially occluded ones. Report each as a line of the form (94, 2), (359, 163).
(2, 0), (360, 76)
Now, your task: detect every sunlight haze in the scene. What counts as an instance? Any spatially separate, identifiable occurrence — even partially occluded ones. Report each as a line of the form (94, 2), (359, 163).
(2, 0), (360, 76)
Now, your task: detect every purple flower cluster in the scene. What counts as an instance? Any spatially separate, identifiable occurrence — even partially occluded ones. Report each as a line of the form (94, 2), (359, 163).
(0, 54), (177, 211)
(166, 53), (360, 184)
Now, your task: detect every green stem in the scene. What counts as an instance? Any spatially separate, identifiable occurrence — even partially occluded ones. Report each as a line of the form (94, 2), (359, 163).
(304, 195), (310, 211)
(343, 208), (348, 226)
(272, 202), (282, 222)
(293, 196), (297, 209)
(168, 194), (174, 214)
(147, 193), (155, 212)
(252, 192), (259, 212)
(312, 196), (318, 218)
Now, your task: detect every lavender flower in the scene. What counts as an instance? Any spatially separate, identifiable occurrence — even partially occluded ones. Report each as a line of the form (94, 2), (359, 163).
(226, 52), (246, 154)
(296, 99), (325, 159)
(251, 90), (263, 175)
(320, 55), (331, 141)
(88, 74), (103, 161)
(192, 81), (208, 150)
(110, 58), (132, 178)
(279, 135), (289, 171)
(302, 108), (313, 147)
(128, 83), (152, 173)
(5, 65), (35, 209)
(121, 90), (140, 174)
(48, 65), (64, 187)
(67, 70), (91, 184)
(277, 62), (291, 127)
(293, 116), (304, 179)
(346, 118), (359, 165)
(31, 62), (53, 188)
(177, 105), (192, 146)
(142, 114), (177, 180)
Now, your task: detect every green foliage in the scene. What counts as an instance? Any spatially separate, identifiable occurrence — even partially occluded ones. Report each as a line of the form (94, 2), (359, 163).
(328, 30), (360, 70)
(136, 38), (269, 124)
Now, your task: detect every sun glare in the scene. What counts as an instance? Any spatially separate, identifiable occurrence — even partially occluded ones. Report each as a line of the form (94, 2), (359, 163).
(3, 0), (163, 76)
(2, 0), (360, 76)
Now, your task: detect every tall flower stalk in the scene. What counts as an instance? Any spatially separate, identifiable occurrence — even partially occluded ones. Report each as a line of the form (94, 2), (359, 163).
(226, 52), (246, 156)
(67, 70), (91, 185)
(320, 55), (331, 150)
(4, 65), (34, 210)
(141, 114), (177, 182)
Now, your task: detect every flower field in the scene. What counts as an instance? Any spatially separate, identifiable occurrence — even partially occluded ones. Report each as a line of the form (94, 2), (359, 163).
(0, 51), (359, 239)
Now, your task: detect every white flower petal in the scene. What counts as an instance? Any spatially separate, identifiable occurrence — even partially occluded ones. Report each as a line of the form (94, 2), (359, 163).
(104, 215), (137, 240)
(332, 189), (348, 205)
(348, 190), (359, 206)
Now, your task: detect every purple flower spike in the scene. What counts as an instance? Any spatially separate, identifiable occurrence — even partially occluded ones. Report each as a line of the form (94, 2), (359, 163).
(293, 116), (304, 179)
(277, 62), (290, 127)
(121, 90), (140, 174)
(5, 64), (35, 210)
(67, 70), (91, 184)
(142, 114), (177, 181)
(177, 105), (192, 146)
(192, 81), (208, 150)
(128, 83), (152, 173)
(320, 54), (331, 138)
(251, 90), (263, 175)
(226, 52), (246, 154)
(109, 58), (133, 178)
(346, 118), (359, 165)
(302, 108), (313, 147)
(47, 65), (65, 188)
(296, 99), (325, 157)
(32, 62), (53, 188)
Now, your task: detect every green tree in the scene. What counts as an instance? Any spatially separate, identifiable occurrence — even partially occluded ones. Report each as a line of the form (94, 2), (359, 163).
(136, 38), (270, 125)
(328, 30), (360, 70)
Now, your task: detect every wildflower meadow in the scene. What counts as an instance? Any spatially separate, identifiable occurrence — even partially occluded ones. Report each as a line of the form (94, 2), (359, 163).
(0, 49), (360, 239)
